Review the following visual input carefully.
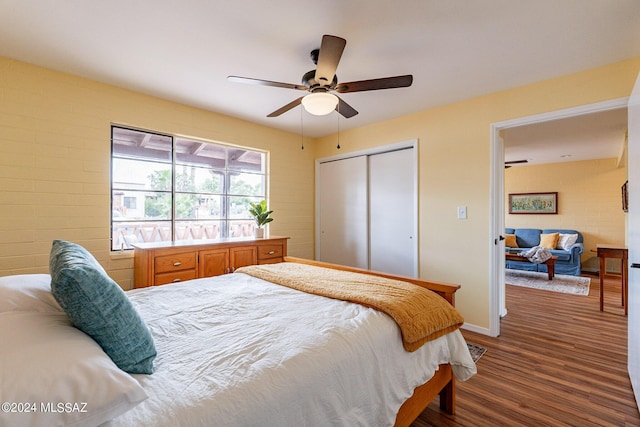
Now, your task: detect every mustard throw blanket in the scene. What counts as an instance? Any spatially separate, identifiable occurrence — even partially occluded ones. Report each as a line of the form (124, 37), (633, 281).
(235, 263), (464, 352)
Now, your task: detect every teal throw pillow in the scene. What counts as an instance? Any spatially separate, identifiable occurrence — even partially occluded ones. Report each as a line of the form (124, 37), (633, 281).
(49, 240), (156, 374)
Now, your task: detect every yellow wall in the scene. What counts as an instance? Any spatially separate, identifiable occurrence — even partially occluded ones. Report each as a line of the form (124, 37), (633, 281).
(0, 57), (316, 289)
(505, 159), (627, 272)
(2, 55), (639, 330)
(315, 58), (640, 330)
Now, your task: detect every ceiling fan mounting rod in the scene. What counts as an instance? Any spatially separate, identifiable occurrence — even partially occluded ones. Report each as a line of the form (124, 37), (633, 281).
(310, 86), (330, 93)
(302, 69), (337, 89)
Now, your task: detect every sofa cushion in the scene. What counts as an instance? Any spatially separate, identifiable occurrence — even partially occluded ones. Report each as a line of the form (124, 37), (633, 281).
(514, 228), (542, 248)
(549, 249), (572, 261)
(505, 234), (518, 248)
(540, 233), (559, 249)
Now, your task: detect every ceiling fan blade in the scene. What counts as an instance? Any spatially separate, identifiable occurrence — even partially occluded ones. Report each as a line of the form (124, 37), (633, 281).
(505, 159), (528, 165)
(335, 96), (358, 118)
(227, 76), (307, 91)
(335, 75), (413, 93)
(267, 96), (304, 117)
(315, 35), (346, 86)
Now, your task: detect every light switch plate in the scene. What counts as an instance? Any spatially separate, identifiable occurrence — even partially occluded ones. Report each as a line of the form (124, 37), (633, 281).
(457, 206), (467, 219)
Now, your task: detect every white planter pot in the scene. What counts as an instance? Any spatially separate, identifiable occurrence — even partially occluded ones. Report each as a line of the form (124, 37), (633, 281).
(254, 228), (265, 238)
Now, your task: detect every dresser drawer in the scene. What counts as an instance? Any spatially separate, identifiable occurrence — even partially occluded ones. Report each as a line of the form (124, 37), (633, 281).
(154, 252), (197, 274)
(154, 269), (197, 286)
(257, 244), (283, 260)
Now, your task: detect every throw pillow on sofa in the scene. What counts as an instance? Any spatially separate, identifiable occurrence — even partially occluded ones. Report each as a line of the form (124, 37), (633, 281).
(557, 233), (578, 251)
(505, 234), (518, 248)
(539, 233), (559, 249)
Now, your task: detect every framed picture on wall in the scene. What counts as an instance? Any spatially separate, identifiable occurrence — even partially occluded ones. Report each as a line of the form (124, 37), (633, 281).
(622, 180), (629, 213)
(509, 192), (558, 214)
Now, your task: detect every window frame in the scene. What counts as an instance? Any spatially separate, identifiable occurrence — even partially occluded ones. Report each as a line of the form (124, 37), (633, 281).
(110, 125), (268, 252)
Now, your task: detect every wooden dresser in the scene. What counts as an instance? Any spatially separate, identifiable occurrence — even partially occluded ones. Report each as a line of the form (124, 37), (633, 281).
(132, 236), (288, 288)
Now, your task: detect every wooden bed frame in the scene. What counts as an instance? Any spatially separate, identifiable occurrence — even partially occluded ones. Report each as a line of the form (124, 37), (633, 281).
(283, 257), (461, 427)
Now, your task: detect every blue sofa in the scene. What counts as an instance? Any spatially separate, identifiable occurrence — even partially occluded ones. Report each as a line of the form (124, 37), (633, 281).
(505, 228), (584, 276)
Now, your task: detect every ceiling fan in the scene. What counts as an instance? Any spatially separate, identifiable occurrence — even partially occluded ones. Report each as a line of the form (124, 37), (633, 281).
(505, 159), (528, 169)
(228, 34), (413, 119)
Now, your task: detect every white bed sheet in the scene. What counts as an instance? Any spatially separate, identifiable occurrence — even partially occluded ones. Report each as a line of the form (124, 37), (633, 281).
(107, 272), (476, 427)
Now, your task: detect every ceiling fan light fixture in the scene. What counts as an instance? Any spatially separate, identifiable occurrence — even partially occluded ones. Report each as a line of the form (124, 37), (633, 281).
(301, 92), (338, 115)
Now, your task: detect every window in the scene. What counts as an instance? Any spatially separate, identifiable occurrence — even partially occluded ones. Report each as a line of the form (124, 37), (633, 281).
(111, 126), (267, 251)
(123, 197), (137, 209)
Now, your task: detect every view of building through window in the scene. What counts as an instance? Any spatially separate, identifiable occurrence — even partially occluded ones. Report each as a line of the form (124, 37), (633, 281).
(111, 126), (267, 251)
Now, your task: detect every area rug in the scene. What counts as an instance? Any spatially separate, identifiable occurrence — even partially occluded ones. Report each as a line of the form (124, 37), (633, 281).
(505, 269), (590, 296)
(467, 343), (487, 363)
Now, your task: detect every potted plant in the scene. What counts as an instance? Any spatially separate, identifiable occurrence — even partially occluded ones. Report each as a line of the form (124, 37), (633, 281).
(248, 200), (273, 238)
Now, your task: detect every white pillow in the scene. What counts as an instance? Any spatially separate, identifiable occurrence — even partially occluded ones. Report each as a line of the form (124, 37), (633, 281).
(0, 311), (148, 427)
(0, 274), (62, 313)
(557, 233), (579, 251)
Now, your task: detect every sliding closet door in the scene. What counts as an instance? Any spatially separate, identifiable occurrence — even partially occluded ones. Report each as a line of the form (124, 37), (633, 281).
(369, 148), (417, 277)
(318, 156), (368, 269)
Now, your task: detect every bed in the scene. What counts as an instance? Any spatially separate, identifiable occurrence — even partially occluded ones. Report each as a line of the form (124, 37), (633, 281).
(0, 241), (476, 427)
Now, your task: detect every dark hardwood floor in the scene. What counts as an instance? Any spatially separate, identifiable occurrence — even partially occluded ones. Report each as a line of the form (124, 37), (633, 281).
(413, 273), (640, 427)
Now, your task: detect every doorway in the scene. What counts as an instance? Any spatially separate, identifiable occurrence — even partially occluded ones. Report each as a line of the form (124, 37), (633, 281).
(489, 98), (629, 337)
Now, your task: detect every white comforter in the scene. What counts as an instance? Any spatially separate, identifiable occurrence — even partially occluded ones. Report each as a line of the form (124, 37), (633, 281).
(108, 272), (476, 427)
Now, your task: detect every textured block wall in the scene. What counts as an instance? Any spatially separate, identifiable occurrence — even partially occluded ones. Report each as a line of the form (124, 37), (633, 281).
(0, 58), (315, 289)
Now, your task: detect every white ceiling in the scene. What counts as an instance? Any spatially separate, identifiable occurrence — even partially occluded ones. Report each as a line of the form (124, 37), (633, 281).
(1, 0), (639, 161)
(503, 107), (629, 166)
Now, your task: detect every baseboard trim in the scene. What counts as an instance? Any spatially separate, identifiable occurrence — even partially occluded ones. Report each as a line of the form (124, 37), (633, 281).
(461, 323), (493, 336)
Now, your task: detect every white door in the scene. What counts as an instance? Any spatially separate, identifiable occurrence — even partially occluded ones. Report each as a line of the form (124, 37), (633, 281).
(369, 148), (417, 277)
(627, 72), (640, 403)
(318, 156), (368, 269)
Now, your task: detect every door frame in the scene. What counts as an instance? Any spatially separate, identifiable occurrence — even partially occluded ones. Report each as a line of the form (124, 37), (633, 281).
(315, 139), (419, 276)
(626, 72), (640, 404)
(489, 98), (629, 337)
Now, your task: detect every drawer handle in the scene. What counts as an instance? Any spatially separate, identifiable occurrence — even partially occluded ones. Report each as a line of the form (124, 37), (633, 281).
(172, 278), (181, 283)
(268, 251), (276, 255)
(173, 261), (182, 267)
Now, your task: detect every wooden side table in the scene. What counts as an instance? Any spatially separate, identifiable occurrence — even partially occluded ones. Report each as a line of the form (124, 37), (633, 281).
(596, 244), (628, 315)
(505, 252), (557, 280)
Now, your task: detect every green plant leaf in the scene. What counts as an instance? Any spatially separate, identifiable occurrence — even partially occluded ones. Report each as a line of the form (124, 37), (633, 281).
(248, 200), (273, 227)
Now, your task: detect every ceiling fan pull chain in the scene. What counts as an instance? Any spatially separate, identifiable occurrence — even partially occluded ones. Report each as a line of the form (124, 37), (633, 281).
(336, 103), (341, 149)
(300, 107), (305, 150)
